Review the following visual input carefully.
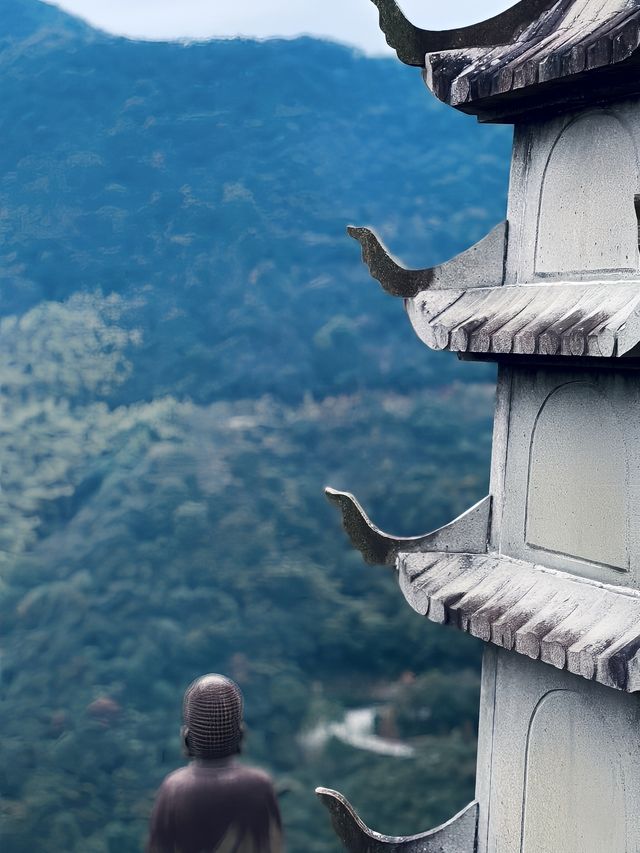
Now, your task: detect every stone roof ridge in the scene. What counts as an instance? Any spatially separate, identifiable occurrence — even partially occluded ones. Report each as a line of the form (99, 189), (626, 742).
(372, 0), (640, 120)
(370, 0), (560, 66)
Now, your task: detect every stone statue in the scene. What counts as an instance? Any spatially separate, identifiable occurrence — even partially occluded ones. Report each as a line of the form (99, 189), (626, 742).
(147, 674), (283, 853)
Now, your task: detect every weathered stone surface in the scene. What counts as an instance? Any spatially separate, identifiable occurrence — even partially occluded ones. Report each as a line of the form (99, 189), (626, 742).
(371, 0), (640, 120)
(535, 113), (639, 274)
(497, 367), (640, 588)
(316, 788), (478, 853)
(325, 488), (491, 566)
(476, 649), (640, 852)
(348, 222), (507, 298)
(404, 281), (640, 358)
(505, 106), (640, 284)
(369, 0), (559, 67)
(325, 6), (640, 853)
(526, 381), (627, 568)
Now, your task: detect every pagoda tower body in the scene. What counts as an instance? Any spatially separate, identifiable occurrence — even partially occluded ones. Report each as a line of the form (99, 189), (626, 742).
(317, 2), (640, 852)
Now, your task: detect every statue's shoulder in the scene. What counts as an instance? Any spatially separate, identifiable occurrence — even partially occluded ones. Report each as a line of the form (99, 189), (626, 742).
(157, 765), (193, 793)
(231, 763), (276, 792)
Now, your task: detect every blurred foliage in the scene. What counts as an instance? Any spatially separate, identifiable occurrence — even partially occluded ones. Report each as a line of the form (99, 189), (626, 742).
(0, 2), (510, 851)
(0, 292), (491, 850)
(394, 670), (482, 739)
(0, 0), (510, 406)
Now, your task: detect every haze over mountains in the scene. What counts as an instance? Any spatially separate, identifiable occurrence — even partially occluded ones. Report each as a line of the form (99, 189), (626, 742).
(0, 1), (510, 850)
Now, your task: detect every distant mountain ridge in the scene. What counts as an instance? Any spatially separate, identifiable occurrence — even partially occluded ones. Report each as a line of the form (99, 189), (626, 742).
(2, 0), (92, 44)
(0, 0), (511, 404)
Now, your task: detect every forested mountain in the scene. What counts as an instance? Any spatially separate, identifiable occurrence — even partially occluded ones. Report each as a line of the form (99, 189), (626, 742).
(0, 1), (511, 851)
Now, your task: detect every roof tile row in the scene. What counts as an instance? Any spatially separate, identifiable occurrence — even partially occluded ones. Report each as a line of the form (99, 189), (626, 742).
(398, 549), (640, 691)
(407, 281), (640, 357)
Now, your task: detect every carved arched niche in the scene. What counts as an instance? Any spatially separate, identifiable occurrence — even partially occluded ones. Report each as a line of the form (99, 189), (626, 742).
(535, 113), (639, 275)
(526, 381), (628, 571)
(521, 690), (626, 853)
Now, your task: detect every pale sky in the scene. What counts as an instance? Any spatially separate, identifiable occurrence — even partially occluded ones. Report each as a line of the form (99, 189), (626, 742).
(46, 0), (515, 53)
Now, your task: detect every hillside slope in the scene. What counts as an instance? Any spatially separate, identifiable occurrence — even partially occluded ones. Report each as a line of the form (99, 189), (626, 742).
(0, 2), (509, 851)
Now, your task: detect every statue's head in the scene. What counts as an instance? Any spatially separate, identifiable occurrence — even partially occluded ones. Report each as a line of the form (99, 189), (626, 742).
(182, 673), (244, 759)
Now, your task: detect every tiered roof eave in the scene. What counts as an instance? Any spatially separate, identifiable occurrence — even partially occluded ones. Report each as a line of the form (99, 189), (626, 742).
(326, 486), (640, 693)
(372, 0), (640, 122)
(350, 224), (640, 361)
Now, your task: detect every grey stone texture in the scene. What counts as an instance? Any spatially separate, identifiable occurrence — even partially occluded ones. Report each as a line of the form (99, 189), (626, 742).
(316, 790), (478, 853)
(321, 3), (640, 851)
(347, 222), (507, 298)
(373, 0), (640, 121)
(476, 648), (640, 853)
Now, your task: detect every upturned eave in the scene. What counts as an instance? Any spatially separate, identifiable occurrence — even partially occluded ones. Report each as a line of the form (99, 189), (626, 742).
(369, 0), (559, 66)
(327, 487), (640, 692)
(351, 221), (640, 360)
(371, 0), (640, 121)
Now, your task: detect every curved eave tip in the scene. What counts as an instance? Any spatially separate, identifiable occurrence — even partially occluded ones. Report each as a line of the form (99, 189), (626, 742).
(347, 225), (422, 298)
(316, 786), (339, 800)
(369, 0), (426, 66)
(370, 0), (560, 66)
(325, 486), (349, 505)
(346, 225), (371, 257)
(347, 225), (374, 252)
(315, 788), (367, 829)
(324, 487), (396, 566)
(324, 487), (365, 526)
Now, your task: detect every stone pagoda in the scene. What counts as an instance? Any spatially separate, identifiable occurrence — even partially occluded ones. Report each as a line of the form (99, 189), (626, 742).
(316, 2), (640, 851)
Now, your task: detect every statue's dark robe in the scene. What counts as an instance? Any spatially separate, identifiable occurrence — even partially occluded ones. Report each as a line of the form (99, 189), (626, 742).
(147, 759), (283, 853)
